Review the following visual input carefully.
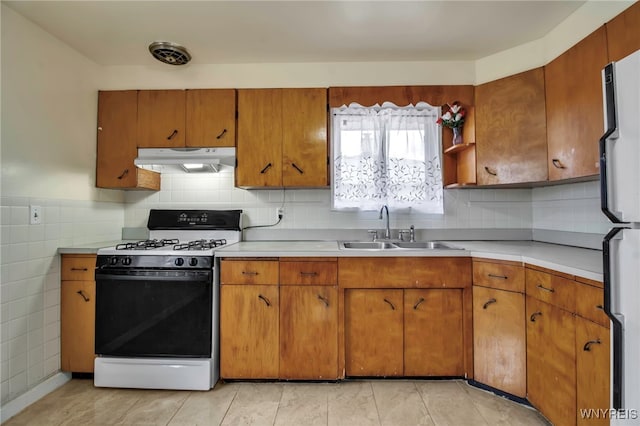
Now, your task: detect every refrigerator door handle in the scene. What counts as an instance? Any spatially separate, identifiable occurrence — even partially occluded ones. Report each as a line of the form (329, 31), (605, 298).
(603, 226), (628, 410)
(600, 63), (626, 224)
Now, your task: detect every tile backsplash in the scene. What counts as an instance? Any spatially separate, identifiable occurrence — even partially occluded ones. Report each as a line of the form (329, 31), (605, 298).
(0, 196), (123, 404)
(124, 171), (534, 231)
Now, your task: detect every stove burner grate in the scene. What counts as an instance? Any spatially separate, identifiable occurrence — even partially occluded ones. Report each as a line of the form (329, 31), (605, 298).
(173, 239), (228, 251)
(116, 239), (180, 250)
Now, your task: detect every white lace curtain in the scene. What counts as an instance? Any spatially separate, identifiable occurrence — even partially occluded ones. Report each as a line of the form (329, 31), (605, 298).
(331, 102), (443, 213)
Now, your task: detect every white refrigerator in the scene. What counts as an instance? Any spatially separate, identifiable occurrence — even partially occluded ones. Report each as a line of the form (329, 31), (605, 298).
(601, 48), (640, 425)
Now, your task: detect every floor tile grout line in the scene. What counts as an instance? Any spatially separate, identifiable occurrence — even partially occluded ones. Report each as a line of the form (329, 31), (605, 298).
(271, 383), (285, 426)
(219, 388), (239, 426)
(164, 390), (192, 426)
(411, 380), (437, 426)
(455, 380), (494, 426)
(369, 381), (383, 426)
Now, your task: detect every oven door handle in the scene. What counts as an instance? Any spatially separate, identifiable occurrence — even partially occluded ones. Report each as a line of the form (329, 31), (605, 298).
(95, 271), (212, 282)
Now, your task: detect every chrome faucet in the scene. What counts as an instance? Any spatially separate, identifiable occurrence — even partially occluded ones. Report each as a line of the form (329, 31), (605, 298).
(379, 205), (391, 240)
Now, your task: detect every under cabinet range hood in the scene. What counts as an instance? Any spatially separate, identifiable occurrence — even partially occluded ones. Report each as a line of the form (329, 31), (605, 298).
(134, 147), (235, 173)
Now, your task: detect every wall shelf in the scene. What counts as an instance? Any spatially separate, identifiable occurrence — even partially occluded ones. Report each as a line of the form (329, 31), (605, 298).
(442, 105), (476, 187)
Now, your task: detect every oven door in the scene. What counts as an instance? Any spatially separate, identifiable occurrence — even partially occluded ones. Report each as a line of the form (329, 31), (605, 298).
(95, 268), (213, 357)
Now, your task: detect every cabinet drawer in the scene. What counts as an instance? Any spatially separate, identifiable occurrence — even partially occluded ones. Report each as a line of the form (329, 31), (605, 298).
(525, 268), (577, 312)
(575, 283), (610, 328)
(61, 255), (96, 281)
(338, 257), (471, 288)
(473, 260), (524, 292)
(280, 261), (337, 285)
(220, 260), (279, 285)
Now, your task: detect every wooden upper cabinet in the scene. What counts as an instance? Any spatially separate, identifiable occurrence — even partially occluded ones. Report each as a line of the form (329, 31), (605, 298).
(545, 26), (608, 181)
(475, 68), (547, 185)
(236, 88), (328, 188)
(282, 88), (328, 187)
(236, 89), (284, 187)
(96, 90), (159, 190)
(137, 90), (186, 148)
(606, 1), (640, 62)
(185, 89), (236, 147)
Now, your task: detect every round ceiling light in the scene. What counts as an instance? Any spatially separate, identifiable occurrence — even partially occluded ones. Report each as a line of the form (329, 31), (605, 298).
(148, 41), (192, 66)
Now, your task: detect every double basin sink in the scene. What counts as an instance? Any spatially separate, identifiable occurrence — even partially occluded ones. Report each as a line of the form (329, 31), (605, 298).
(339, 241), (462, 251)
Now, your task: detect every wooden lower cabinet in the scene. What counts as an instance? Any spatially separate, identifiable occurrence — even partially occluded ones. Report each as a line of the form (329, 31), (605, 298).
(220, 285), (279, 379)
(345, 288), (465, 377)
(526, 296), (576, 426)
(345, 289), (404, 376)
(473, 286), (526, 397)
(576, 317), (610, 426)
(404, 289), (464, 376)
(280, 286), (338, 379)
(61, 280), (95, 373)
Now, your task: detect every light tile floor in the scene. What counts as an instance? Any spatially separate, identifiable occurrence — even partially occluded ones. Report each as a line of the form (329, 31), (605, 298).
(4, 379), (551, 426)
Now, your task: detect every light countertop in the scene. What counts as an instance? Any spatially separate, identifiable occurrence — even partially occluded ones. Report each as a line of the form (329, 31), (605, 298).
(216, 240), (604, 282)
(58, 239), (604, 282)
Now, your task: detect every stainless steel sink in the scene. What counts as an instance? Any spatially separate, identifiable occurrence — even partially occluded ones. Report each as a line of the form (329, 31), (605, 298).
(393, 241), (461, 250)
(338, 241), (462, 250)
(340, 241), (398, 250)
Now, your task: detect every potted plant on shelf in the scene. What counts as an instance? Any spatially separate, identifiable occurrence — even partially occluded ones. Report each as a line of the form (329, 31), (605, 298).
(437, 101), (466, 145)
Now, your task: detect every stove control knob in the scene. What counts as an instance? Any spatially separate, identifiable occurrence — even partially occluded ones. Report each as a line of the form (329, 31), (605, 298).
(110, 257), (118, 265)
(122, 257), (132, 266)
(175, 258), (184, 266)
(189, 258), (198, 267)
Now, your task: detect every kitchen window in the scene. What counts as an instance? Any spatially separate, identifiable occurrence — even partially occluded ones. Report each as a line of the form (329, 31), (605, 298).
(331, 102), (443, 213)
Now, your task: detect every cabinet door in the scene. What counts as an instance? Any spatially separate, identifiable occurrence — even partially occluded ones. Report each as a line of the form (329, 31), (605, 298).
(475, 68), (547, 185)
(606, 1), (640, 63)
(236, 89), (283, 187)
(576, 317), (610, 426)
(282, 88), (328, 187)
(345, 289), (403, 376)
(545, 26), (609, 180)
(526, 296), (576, 426)
(404, 289), (464, 376)
(137, 90), (186, 148)
(185, 89), (236, 147)
(473, 286), (526, 397)
(220, 285), (279, 378)
(280, 286), (338, 379)
(61, 281), (95, 373)
(97, 91), (158, 189)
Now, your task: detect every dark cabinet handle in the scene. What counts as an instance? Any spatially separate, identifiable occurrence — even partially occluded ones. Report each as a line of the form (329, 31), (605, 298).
(215, 128), (227, 139)
(71, 267), (88, 272)
(530, 311), (542, 322)
(483, 298), (497, 309)
(167, 129), (178, 140)
(536, 284), (555, 293)
(484, 166), (497, 176)
(291, 163), (304, 174)
(260, 163), (272, 174)
(552, 158), (566, 169)
(583, 339), (601, 351)
(117, 169), (129, 180)
(596, 304), (604, 311)
(300, 272), (318, 277)
(76, 290), (90, 302)
(241, 271), (259, 276)
(383, 298), (396, 310)
(317, 294), (329, 307)
(488, 274), (507, 280)
(258, 294), (271, 307)
(413, 297), (425, 310)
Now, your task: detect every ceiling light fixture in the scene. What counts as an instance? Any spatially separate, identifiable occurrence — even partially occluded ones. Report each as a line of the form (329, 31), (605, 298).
(148, 41), (192, 66)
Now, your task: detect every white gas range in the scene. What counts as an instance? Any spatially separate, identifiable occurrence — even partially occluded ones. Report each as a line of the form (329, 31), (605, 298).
(93, 209), (242, 391)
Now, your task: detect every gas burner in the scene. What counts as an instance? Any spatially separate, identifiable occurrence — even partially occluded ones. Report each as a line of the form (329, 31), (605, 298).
(173, 239), (228, 251)
(116, 239), (180, 250)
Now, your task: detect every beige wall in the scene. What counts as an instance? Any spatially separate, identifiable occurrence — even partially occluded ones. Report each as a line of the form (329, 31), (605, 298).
(0, 4), (122, 203)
